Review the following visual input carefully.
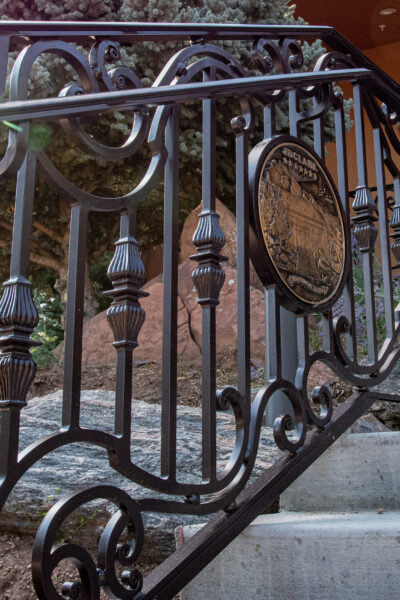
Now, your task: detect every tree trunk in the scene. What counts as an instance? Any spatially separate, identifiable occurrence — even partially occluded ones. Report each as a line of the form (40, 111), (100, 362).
(54, 257), (99, 327)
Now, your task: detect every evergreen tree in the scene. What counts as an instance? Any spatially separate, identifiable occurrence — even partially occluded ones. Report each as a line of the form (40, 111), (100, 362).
(0, 1), (349, 315)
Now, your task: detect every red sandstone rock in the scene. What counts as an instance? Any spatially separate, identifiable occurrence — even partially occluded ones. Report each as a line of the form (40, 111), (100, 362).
(142, 244), (163, 282)
(81, 260), (266, 365)
(80, 310), (114, 366)
(306, 362), (336, 392)
(178, 260), (265, 360)
(81, 280), (200, 366)
(81, 199), (268, 366)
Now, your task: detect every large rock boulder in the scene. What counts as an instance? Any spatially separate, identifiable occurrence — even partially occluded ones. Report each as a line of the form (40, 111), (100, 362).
(81, 259), (266, 366)
(80, 198), (269, 366)
(81, 279), (201, 366)
(178, 260), (266, 360)
(4, 390), (278, 562)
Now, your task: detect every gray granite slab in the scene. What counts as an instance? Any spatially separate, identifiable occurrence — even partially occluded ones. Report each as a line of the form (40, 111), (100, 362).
(2, 390), (277, 560)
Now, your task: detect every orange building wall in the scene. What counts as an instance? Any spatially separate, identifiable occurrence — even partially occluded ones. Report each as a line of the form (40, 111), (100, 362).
(365, 41), (400, 80)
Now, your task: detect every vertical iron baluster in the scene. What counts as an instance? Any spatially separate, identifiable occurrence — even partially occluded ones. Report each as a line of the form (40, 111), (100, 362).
(288, 92), (305, 364)
(191, 81), (226, 483)
(313, 97), (325, 163)
(263, 103), (275, 139)
(262, 101), (298, 411)
(286, 89), (300, 368)
(334, 99), (356, 360)
(0, 35), (9, 103)
(373, 128), (394, 341)
(288, 90), (299, 137)
(352, 85), (378, 365)
(232, 115), (250, 402)
(265, 285), (281, 382)
(0, 148), (38, 476)
(390, 178), (400, 324)
(161, 107), (179, 480)
(263, 103), (279, 388)
(265, 92), (297, 425)
(105, 210), (147, 447)
(312, 99), (332, 352)
(321, 309), (334, 353)
(62, 204), (88, 429)
(296, 312), (309, 382)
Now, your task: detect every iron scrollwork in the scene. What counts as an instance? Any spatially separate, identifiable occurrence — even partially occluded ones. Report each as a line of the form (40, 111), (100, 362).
(32, 486), (144, 599)
(0, 21), (400, 599)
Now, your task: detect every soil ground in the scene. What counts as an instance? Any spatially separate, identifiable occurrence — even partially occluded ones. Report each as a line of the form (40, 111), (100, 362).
(0, 532), (178, 600)
(27, 354), (349, 407)
(27, 353), (247, 407)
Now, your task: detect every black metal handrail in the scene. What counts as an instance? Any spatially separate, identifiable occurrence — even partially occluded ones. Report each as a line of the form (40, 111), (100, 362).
(0, 21), (346, 40)
(0, 68), (370, 121)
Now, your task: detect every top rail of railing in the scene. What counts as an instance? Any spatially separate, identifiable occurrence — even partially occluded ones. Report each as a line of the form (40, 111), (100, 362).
(0, 21), (344, 41)
(1, 21), (399, 112)
(0, 69), (370, 122)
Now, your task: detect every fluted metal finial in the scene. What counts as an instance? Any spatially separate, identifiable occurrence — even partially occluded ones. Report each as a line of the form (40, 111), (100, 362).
(0, 276), (39, 405)
(390, 204), (400, 264)
(191, 209), (227, 305)
(352, 185), (378, 252)
(105, 235), (148, 349)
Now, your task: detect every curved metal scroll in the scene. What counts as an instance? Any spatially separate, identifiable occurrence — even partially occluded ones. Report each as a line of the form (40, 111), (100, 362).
(1, 24), (400, 600)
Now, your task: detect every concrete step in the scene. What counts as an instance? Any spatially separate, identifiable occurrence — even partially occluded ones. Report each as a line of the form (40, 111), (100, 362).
(178, 432), (400, 599)
(179, 510), (400, 600)
(280, 432), (400, 512)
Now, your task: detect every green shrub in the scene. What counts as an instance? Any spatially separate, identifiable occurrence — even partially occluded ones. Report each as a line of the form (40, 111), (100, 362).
(31, 289), (64, 370)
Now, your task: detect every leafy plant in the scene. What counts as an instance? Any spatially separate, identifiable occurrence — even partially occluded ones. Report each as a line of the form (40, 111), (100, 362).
(31, 289), (64, 370)
(309, 262), (400, 356)
(352, 263), (400, 352)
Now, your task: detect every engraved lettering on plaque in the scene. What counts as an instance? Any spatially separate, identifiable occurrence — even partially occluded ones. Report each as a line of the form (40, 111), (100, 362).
(257, 142), (345, 306)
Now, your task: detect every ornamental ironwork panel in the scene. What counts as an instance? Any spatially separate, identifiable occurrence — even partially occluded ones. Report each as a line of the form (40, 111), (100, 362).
(0, 21), (399, 599)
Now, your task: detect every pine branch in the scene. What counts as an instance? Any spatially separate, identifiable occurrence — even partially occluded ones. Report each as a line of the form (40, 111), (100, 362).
(91, 219), (120, 260)
(29, 251), (60, 273)
(7, 206), (64, 246)
(0, 219), (13, 233)
(31, 219), (64, 245)
(0, 220), (62, 273)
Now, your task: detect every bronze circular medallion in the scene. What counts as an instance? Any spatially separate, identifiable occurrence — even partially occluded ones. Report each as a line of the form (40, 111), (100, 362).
(249, 136), (347, 312)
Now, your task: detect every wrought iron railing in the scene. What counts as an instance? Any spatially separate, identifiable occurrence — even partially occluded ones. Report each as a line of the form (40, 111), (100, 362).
(0, 21), (400, 599)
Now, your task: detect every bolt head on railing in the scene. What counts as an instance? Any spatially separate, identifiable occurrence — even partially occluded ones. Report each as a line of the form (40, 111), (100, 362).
(61, 581), (81, 599)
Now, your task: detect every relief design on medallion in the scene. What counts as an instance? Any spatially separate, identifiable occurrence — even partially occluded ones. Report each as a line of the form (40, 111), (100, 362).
(258, 143), (345, 305)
